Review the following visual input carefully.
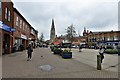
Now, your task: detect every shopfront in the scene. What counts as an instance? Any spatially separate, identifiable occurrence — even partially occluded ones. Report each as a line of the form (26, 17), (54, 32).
(2, 23), (12, 55)
(0, 22), (16, 54)
(21, 34), (27, 49)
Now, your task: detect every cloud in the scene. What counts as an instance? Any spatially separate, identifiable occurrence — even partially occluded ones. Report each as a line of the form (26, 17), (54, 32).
(12, 1), (118, 40)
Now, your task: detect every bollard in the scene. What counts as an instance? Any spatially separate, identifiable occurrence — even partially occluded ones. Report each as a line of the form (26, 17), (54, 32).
(97, 55), (101, 70)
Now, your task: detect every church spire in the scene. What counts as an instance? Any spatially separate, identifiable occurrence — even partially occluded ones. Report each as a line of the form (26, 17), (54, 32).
(83, 27), (87, 36)
(84, 27), (86, 33)
(50, 19), (56, 43)
(51, 19), (55, 29)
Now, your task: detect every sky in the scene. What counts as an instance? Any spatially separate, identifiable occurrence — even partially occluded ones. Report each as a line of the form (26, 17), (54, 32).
(11, 0), (119, 40)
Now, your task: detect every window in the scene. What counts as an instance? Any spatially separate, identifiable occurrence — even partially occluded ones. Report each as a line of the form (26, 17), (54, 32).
(0, 2), (1, 15)
(114, 34), (118, 40)
(20, 20), (22, 28)
(23, 22), (25, 30)
(8, 11), (10, 21)
(28, 26), (29, 31)
(16, 16), (18, 26)
(5, 8), (8, 19)
(25, 25), (27, 31)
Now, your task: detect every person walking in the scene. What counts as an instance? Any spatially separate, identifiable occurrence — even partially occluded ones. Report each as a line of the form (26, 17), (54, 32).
(99, 46), (105, 63)
(13, 43), (17, 53)
(27, 44), (33, 61)
(79, 45), (82, 52)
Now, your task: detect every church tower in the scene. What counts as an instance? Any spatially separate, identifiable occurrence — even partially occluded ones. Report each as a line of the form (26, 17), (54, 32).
(50, 19), (56, 43)
(83, 27), (87, 36)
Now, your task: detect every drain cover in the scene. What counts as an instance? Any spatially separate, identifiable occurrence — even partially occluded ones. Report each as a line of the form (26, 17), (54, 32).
(110, 65), (116, 67)
(39, 64), (53, 71)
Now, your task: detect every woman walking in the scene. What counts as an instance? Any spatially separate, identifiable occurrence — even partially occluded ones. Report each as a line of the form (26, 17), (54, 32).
(99, 46), (105, 63)
(27, 44), (33, 61)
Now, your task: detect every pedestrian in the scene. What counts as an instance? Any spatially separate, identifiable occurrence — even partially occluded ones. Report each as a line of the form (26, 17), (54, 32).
(27, 44), (33, 61)
(98, 46), (105, 63)
(13, 43), (17, 53)
(79, 45), (82, 52)
(3, 41), (8, 54)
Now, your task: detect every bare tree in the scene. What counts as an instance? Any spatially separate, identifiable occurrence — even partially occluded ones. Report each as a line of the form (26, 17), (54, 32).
(66, 24), (76, 43)
(39, 33), (44, 43)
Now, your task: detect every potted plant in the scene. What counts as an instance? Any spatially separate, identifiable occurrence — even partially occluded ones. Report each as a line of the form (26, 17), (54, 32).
(53, 48), (63, 55)
(50, 46), (55, 52)
(61, 49), (72, 59)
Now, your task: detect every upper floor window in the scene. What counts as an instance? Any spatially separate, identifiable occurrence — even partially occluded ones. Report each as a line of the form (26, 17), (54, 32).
(16, 16), (18, 26)
(23, 22), (25, 30)
(0, 2), (1, 15)
(5, 8), (8, 19)
(4, 7), (11, 22)
(25, 25), (27, 31)
(8, 11), (10, 21)
(20, 20), (22, 29)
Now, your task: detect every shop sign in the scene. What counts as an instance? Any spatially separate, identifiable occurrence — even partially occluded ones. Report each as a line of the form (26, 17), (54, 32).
(11, 28), (16, 32)
(21, 34), (27, 39)
(2, 24), (11, 32)
(29, 38), (32, 40)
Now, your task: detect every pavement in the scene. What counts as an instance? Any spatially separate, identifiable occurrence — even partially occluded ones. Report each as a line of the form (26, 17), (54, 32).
(0, 56), (2, 79)
(71, 48), (119, 72)
(2, 48), (118, 78)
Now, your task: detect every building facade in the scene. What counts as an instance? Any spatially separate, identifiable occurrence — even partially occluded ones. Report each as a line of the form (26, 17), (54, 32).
(1, 1), (14, 54)
(13, 8), (31, 51)
(1, 1), (38, 54)
(85, 30), (120, 48)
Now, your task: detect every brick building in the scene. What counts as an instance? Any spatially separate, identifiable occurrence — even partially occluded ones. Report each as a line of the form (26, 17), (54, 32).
(29, 26), (38, 48)
(83, 29), (120, 48)
(1, 1), (14, 55)
(1, 1), (38, 54)
(13, 7), (38, 51)
(13, 8), (32, 51)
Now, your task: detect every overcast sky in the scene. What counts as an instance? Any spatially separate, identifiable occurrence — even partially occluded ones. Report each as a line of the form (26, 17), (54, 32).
(12, 0), (119, 40)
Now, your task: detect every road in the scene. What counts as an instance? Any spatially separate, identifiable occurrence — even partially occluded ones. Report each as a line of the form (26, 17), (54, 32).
(2, 48), (118, 78)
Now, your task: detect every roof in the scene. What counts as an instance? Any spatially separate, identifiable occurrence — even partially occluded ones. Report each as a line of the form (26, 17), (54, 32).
(89, 31), (120, 35)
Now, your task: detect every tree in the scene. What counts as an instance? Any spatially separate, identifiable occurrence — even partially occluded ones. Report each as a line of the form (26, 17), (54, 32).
(39, 33), (44, 43)
(65, 24), (76, 43)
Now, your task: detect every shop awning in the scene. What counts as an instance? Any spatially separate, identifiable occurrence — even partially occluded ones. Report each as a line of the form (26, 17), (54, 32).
(53, 42), (61, 45)
(72, 42), (80, 44)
